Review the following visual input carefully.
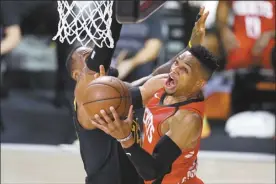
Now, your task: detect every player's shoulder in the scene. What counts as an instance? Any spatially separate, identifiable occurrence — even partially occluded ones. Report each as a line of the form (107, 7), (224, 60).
(174, 109), (202, 125)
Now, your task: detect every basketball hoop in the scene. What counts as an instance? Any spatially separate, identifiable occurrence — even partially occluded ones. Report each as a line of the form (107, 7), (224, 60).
(52, 1), (114, 48)
(53, 0), (167, 49)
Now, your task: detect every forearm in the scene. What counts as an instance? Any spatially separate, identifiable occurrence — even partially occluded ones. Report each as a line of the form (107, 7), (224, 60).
(122, 135), (181, 180)
(123, 76), (150, 88)
(86, 7), (122, 73)
(131, 76), (152, 87)
(215, 2), (230, 37)
(216, 19), (229, 34)
(124, 82), (132, 89)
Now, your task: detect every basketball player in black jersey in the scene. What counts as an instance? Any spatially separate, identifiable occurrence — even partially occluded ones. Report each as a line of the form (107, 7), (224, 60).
(68, 6), (208, 184)
(67, 46), (142, 184)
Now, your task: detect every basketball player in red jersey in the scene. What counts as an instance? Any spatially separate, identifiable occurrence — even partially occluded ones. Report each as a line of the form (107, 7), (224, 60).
(91, 43), (218, 184)
(71, 7), (210, 184)
(216, 1), (275, 69)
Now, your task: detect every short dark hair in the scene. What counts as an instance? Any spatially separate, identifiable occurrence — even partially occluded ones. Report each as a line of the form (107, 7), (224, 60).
(65, 45), (82, 77)
(188, 45), (219, 79)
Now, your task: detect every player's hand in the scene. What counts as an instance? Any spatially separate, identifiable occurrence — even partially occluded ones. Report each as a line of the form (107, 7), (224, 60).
(189, 6), (209, 47)
(252, 30), (275, 56)
(91, 105), (134, 140)
(93, 65), (106, 79)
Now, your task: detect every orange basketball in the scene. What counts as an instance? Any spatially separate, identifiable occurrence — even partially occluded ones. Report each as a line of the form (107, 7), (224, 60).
(82, 76), (131, 120)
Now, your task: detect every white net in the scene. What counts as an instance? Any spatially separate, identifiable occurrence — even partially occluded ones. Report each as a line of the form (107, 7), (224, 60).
(53, 1), (114, 48)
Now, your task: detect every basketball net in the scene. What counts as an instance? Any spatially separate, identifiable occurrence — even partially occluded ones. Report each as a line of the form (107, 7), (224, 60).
(53, 1), (114, 48)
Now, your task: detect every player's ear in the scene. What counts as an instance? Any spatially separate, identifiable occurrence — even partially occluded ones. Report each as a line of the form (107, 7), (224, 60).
(72, 70), (81, 81)
(196, 79), (205, 88)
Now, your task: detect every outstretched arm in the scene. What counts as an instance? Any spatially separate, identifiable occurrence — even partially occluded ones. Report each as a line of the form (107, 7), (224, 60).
(85, 4), (122, 73)
(216, 1), (239, 53)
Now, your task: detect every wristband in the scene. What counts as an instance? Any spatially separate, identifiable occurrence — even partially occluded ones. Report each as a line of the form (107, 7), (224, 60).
(117, 132), (132, 142)
(188, 41), (192, 48)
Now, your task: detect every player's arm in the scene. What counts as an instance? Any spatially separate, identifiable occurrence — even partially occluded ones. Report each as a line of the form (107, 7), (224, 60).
(124, 110), (201, 181)
(216, 1), (239, 52)
(252, 30), (276, 57)
(85, 5), (122, 73)
(216, 1), (230, 34)
(92, 108), (201, 181)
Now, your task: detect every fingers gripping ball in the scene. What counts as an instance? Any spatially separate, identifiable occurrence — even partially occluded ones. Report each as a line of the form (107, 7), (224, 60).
(82, 76), (131, 120)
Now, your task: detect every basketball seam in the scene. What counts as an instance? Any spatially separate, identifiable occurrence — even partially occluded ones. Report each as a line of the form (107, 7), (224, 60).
(83, 78), (127, 116)
(117, 80), (127, 117)
(82, 96), (130, 106)
(83, 97), (123, 120)
(84, 81), (123, 110)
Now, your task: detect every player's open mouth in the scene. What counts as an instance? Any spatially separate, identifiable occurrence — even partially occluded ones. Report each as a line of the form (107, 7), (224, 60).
(165, 74), (177, 90)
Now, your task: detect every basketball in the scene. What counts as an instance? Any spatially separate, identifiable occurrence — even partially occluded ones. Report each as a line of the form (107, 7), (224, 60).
(82, 76), (131, 120)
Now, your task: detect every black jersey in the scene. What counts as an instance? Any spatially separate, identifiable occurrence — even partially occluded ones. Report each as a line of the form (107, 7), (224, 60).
(72, 99), (142, 184)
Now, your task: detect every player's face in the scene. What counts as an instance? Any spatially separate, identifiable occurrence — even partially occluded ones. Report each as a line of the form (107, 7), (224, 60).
(164, 51), (203, 95)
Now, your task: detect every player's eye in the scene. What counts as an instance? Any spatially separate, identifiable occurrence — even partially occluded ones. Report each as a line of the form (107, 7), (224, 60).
(180, 67), (188, 74)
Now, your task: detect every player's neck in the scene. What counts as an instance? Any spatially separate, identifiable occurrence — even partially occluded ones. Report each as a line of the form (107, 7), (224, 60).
(164, 92), (198, 105)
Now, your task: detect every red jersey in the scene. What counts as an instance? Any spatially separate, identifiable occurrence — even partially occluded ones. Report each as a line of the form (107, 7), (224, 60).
(227, 0), (275, 69)
(142, 89), (204, 184)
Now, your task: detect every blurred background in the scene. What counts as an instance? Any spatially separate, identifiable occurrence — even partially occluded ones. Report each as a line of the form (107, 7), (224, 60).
(1, 1), (275, 184)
